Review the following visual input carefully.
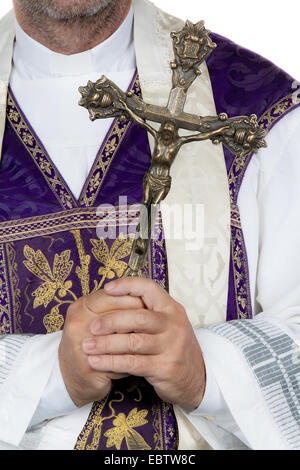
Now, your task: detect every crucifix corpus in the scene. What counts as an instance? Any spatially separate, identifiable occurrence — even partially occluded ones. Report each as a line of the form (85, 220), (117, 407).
(79, 20), (267, 278)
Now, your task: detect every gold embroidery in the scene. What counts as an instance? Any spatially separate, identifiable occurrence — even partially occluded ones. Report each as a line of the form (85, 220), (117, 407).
(104, 408), (151, 450)
(228, 91), (300, 204)
(79, 120), (132, 207)
(228, 92), (300, 319)
(23, 246), (75, 308)
(71, 230), (91, 296)
(5, 243), (21, 333)
(0, 244), (14, 334)
(152, 400), (164, 450)
(0, 205), (143, 244)
(74, 397), (109, 450)
(0, 316), (11, 334)
(75, 384), (153, 451)
(230, 211), (252, 320)
(79, 73), (140, 208)
(43, 305), (65, 333)
(7, 92), (76, 211)
(23, 245), (77, 333)
(260, 92), (300, 130)
(90, 233), (133, 290)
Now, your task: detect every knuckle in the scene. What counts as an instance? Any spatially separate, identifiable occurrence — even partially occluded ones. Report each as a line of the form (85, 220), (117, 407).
(127, 354), (139, 373)
(177, 303), (187, 317)
(135, 309), (149, 328)
(128, 333), (142, 353)
(65, 303), (83, 333)
(66, 299), (80, 320)
(177, 316), (188, 334)
(101, 335), (110, 353)
(103, 314), (115, 332)
(174, 323), (188, 347)
(109, 354), (116, 370)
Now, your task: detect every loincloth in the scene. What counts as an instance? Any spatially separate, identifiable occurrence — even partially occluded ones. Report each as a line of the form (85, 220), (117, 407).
(143, 171), (172, 192)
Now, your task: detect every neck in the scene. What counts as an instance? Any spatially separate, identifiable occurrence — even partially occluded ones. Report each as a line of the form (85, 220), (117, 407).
(13, 0), (131, 55)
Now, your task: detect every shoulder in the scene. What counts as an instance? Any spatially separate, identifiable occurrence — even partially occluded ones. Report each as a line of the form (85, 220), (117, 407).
(207, 33), (300, 195)
(206, 32), (299, 123)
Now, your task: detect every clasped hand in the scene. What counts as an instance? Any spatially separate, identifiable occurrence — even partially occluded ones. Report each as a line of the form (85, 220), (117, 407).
(58, 278), (206, 410)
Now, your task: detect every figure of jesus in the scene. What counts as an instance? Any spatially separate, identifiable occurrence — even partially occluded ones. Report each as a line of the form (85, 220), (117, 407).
(120, 99), (230, 263)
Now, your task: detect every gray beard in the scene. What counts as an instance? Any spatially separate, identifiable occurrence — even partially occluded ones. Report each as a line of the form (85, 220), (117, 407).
(17, 0), (117, 20)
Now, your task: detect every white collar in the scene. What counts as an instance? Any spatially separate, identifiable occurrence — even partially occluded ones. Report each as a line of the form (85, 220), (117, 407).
(13, 6), (134, 78)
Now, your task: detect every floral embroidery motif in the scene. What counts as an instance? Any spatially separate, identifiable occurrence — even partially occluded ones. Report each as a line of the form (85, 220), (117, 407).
(104, 408), (151, 450)
(0, 243), (20, 334)
(74, 379), (172, 451)
(230, 205), (252, 319)
(23, 246), (74, 308)
(21, 232), (135, 332)
(71, 230), (91, 297)
(90, 234), (133, 290)
(0, 315), (11, 334)
(23, 245), (76, 333)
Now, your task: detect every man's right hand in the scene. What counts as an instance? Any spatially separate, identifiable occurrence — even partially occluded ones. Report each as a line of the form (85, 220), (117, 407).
(58, 289), (144, 408)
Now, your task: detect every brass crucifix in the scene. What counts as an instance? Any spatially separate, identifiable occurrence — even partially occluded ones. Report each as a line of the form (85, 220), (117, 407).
(79, 21), (266, 277)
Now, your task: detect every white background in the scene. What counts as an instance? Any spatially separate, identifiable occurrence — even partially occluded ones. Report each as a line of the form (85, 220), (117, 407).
(0, 0), (299, 78)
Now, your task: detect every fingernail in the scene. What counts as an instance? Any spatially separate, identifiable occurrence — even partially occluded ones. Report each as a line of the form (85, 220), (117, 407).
(104, 281), (116, 292)
(83, 338), (96, 352)
(91, 319), (101, 334)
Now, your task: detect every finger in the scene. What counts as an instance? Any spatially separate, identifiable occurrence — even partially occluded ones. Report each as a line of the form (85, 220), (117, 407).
(104, 278), (174, 312)
(88, 353), (157, 377)
(89, 308), (166, 335)
(83, 332), (162, 356)
(105, 372), (129, 380)
(84, 288), (144, 315)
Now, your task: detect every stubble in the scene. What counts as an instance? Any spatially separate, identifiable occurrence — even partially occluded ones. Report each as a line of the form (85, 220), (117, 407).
(13, 0), (131, 54)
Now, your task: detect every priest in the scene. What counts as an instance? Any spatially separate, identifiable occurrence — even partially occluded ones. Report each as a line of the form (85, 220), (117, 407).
(0, 0), (299, 450)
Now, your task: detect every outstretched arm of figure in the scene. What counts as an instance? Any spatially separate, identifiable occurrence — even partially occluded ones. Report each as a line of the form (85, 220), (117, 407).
(178, 125), (230, 147)
(119, 99), (158, 138)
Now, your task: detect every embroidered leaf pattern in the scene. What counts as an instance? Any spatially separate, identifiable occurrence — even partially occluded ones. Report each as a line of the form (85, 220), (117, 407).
(90, 238), (110, 266)
(31, 282), (57, 309)
(43, 305), (65, 333)
(90, 233), (133, 282)
(110, 235), (133, 260)
(126, 408), (148, 428)
(53, 252), (74, 284)
(125, 429), (151, 450)
(23, 246), (53, 281)
(23, 246), (74, 308)
(104, 408), (150, 450)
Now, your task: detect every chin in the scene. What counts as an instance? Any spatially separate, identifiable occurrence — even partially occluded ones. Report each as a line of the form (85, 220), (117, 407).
(38, 0), (117, 19)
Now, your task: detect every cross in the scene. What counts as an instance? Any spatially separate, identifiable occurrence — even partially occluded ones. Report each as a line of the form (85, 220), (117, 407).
(79, 20), (267, 277)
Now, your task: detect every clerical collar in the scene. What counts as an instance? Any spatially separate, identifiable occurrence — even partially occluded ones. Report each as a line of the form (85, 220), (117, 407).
(13, 6), (135, 78)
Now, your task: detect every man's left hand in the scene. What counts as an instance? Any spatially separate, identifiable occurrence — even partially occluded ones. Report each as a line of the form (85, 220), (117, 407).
(82, 278), (206, 410)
